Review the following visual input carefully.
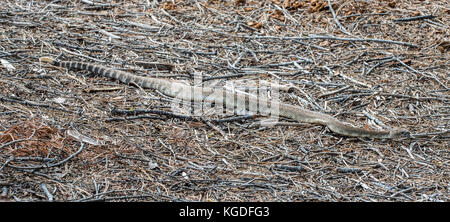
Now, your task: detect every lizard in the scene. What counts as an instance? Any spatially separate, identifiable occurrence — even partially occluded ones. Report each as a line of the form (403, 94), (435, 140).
(39, 57), (410, 139)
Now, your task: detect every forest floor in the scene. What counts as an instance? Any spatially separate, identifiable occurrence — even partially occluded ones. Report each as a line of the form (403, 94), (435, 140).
(0, 0), (448, 201)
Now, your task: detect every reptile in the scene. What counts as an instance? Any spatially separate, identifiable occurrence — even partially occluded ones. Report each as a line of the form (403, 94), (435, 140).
(39, 57), (409, 139)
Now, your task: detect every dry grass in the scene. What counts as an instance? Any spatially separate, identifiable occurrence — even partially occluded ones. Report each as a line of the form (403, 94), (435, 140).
(0, 0), (448, 202)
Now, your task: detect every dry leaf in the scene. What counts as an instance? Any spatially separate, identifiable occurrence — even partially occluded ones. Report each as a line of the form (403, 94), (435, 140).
(437, 41), (449, 53)
(283, 0), (290, 8)
(270, 10), (285, 21)
(247, 21), (262, 29)
(272, 0), (282, 5)
(387, 1), (396, 8)
(308, 0), (327, 13)
(319, 40), (330, 47)
(412, 11), (421, 16)
(162, 2), (176, 10)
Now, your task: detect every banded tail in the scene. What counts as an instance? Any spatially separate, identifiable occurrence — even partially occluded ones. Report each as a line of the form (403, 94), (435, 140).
(40, 57), (140, 85)
(39, 57), (177, 95)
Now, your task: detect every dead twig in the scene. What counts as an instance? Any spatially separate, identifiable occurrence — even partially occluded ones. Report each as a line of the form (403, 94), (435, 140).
(6, 143), (86, 170)
(327, 0), (352, 36)
(394, 15), (436, 23)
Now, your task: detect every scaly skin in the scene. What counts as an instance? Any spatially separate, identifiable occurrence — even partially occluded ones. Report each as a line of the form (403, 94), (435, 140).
(39, 57), (409, 139)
